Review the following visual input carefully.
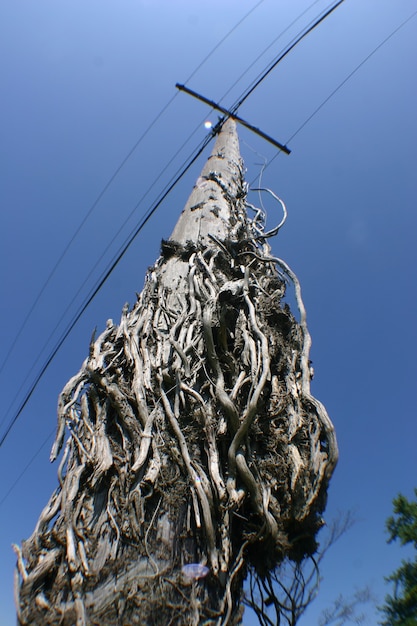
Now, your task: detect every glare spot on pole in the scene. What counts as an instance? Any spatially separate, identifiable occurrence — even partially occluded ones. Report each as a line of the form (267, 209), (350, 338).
(182, 563), (210, 580)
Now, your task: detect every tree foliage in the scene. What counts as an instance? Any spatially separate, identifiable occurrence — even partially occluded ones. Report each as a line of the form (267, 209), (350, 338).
(379, 488), (417, 625)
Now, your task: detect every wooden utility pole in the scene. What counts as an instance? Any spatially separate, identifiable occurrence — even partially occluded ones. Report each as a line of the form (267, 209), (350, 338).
(15, 119), (337, 625)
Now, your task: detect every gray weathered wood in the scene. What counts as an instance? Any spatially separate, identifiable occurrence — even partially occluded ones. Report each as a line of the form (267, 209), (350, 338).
(15, 119), (337, 625)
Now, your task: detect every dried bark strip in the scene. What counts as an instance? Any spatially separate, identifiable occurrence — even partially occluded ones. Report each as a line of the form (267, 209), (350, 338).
(16, 119), (337, 625)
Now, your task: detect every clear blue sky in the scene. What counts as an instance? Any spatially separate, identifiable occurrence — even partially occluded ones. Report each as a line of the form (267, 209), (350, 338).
(0, 1), (416, 624)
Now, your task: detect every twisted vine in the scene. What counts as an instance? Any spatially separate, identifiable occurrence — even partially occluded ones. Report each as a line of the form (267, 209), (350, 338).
(16, 138), (337, 626)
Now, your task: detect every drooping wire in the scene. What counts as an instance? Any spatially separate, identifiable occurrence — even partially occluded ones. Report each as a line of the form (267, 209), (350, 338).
(184, 0), (266, 85)
(0, 1), (349, 448)
(0, 1), (269, 436)
(0, 0), (350, 450)
(0, 0), (267, 381)
(0, 98), (172, 380)
(250, 188), (288, 238)
(0, 428), (55, 509)
(1, 1), (328, 425)
(217, 0), (323, 106)
(241, 137), (269, 212)
(0, 0), (335, 494)
(230, 0), (346, 114)
(284, 7), (417, 145)
(1, 0), (409, 496)
(0, 113), (211, 435)
(249, 6), (417, 185)
(0, 0), (314, 439)
(0, 126), (219, 449)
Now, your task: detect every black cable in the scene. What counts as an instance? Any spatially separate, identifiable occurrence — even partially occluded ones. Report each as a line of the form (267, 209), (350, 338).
(0, 83), (232, 435)
(4, 1), (333, 433)
(0, 0), (266, 382)
(285, 7), (417, 145)
(0, 1), (348, 446)
(230, 0), (345, 114)
(216, 0), (323, 106)
(0, 0), (410, 492)
(3, 0), (323, 433)
(0, 0), (336, 495)
(249, 6), (417, 185)
(0, 0), (348, 446)
(186, 0), (266, 85)
(0, 428), (55, 508)
(0, 128), (217, 449)
(0, 99), (173, 381)
(0, 115), (209, 434)
(0, 0), (269, 438)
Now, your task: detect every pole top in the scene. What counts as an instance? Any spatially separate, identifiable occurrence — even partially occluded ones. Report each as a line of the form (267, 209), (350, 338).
(168, 118), (245, 247)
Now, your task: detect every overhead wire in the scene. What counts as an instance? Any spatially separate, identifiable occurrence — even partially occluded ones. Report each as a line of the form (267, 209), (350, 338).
(249, 5), (417, 185)
(0, 0), (336, 499)
(0, 128), (218, 449)
(217, 0), (323, 106)
(0, 97), (171, 381)
(284, 7), (417, 145)
(0, 114), (211, 434)
(0, 428), (55, 508)
(2, 0), (406, 494)
(0, 0), (349, 450)
(230, 0), (346, 114)
(0, 0), (267, 433)
(0, 0), (324, 440)
(0, 0), (267, 381)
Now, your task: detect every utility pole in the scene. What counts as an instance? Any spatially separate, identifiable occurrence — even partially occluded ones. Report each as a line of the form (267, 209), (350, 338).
(15, 119), (338, 625)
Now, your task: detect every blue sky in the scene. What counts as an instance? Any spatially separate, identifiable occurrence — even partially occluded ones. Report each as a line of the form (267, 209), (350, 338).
(0, 1), (416, 624)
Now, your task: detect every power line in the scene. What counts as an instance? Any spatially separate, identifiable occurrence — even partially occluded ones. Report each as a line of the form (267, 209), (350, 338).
(0, 0), (270, 440)
(0, 1), (336, 497)
(249, 6), (417, 184)
(216, 0), (323, 106)
(1, 2), (326, 435)
(1, 2), (413, 500)
(0, 99), (171, 382)
(185, 0), (266, 85)
(0, 0), (348, 449)
(285, 7), (417, 145)
(0, 117), (210, 434)
(231, 0), (346, 113)
(0, 129), (217, 450)
(0, 428), (55, 509)
(0, 0), (267, 384)
(2, 1), (334, 442)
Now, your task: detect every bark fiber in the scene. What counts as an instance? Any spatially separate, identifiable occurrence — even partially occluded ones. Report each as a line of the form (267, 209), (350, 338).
(15, 119), (337, 625)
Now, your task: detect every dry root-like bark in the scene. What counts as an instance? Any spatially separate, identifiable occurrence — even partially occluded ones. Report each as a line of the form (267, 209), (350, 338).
(15, 127), (337, 625)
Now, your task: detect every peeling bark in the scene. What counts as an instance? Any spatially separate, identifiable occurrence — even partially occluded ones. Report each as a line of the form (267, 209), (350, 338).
(15, 119), (337, 625)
